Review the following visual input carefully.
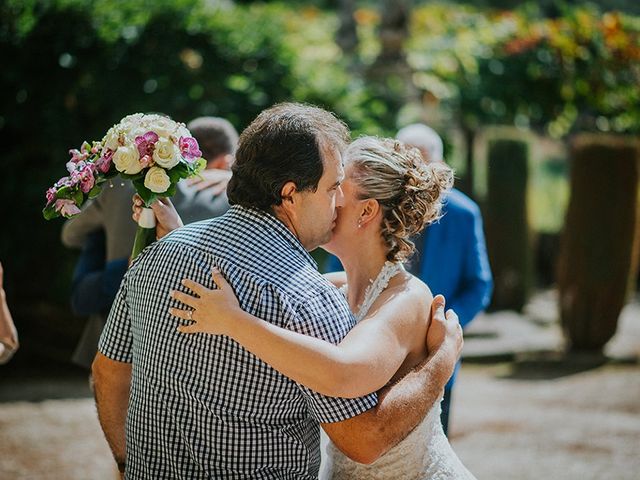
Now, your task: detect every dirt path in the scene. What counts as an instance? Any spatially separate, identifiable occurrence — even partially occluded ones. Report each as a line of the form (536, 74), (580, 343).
(1, 293), (638, 479)
(1, 360), (638, 479)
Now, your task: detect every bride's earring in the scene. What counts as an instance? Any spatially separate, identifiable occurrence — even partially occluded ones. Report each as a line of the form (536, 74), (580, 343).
(357, 219), (363, 228)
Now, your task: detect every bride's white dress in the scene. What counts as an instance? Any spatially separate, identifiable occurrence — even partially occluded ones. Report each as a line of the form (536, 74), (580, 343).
(320, 262), (476, 480)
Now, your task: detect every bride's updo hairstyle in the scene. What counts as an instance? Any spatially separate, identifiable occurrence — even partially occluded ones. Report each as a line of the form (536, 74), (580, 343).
(345, 137), (454, 262)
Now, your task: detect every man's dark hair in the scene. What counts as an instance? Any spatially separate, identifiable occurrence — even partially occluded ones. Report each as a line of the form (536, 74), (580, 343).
(187, 117), (239, 161)
(227, 103), (350, 211)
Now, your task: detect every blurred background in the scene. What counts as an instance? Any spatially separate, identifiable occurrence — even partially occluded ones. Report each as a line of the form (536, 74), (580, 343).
(0, 0), (638, 478)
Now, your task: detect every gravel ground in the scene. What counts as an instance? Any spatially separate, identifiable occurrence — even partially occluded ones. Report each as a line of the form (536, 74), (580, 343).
(0, 361), (638, 479)
(1, 293), (638, 479)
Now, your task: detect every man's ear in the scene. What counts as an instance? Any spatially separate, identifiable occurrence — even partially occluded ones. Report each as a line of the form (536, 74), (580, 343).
(360, 199), (380, 228)
(280, 181), (297, 205)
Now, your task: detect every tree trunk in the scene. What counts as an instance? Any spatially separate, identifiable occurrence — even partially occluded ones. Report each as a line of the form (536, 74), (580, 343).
(375, 0), (411, 68)
(366, 0), (418, 127)
(485, 138), (532, 311)
(336, 0), (358, 57)
(558, 134), (640, 352)
(458, 125), (475, 197)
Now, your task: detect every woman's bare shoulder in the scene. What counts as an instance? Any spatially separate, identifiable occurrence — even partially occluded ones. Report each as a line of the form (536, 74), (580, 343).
(377, 271), (433, 317)
(323, 271), (347, 289)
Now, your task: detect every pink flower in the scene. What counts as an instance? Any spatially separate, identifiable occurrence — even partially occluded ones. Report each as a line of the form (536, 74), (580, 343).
(45, 187), (57, 205)
(55, 176), (73, 188)
(179, 136), (202, 161)
(76, 164), (96, 193)
(139, 154), (153, 168)
(55, 199), (81, 217)
(68, 148), (89, 164)
(96, 148), (114, 174)
(135, 131), (159, 158)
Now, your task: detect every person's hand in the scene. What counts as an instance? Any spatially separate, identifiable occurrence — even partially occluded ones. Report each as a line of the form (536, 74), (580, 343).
(426, 295), (463, 361)
(169, 268), (241, 336)
(0, 261), (4, 291)
(187, 168), (232, 195)
(131, 194), (183, 239)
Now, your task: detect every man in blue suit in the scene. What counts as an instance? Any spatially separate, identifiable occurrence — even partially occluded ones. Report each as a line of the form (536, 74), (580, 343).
(397, 123), (493, 436)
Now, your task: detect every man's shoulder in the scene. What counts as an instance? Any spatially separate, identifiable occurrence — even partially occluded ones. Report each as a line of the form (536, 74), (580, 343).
(443, 189), (481, 220)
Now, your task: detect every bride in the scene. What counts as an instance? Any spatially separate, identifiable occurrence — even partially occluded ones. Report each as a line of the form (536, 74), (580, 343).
(146, 137), (476, 479)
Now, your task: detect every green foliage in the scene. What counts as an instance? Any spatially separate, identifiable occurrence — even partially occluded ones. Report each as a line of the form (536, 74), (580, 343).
(0, 0), (301, 310)
(406, 3), (640, 137)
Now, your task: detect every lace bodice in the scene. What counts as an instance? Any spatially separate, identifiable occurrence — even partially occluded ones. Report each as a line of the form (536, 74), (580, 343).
(322, 402), (476, 480)
(340, 261), (403, 323)
(324, 262), (477, 479)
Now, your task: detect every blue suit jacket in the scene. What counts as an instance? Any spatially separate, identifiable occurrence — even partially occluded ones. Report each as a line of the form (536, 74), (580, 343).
(326, 188), (493, 389)
(409, 189), (493, 389)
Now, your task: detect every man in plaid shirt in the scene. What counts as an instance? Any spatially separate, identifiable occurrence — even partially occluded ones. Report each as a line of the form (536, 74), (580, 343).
(92, 103), (462, 479)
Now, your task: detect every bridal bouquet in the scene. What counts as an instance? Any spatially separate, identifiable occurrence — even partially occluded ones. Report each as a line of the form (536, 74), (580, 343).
(43, 113), (206, 258)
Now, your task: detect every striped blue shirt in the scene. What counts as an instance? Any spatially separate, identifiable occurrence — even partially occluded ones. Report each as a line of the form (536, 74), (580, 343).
(99, 205), (377, 479)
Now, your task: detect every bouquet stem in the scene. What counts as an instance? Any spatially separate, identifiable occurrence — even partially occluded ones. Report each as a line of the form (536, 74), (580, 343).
(131, 207), (156, 259)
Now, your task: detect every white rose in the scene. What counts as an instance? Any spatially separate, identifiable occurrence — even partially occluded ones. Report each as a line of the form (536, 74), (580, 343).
(121, 113), (144, 125)
(153, 137), (180, 168)
(144, 166), (171, 193)
(124, 125), (148, 144)
(149, 117), (177, 138)
(102, 126), (120, 151)
(176, 124), (191, 139)
(113, 145), (142, 174)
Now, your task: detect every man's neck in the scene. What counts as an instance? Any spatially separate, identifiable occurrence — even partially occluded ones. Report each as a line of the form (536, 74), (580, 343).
(271, 204), (309, 251)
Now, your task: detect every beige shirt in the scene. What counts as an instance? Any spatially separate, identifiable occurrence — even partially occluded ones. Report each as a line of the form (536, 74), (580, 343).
(61, 181), (137, 261)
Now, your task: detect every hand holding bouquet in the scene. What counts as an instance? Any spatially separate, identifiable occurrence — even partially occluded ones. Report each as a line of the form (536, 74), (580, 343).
(43, 113), (206, 258)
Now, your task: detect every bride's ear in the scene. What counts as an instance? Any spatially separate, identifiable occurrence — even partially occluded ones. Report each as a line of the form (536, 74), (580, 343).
(359, 199), (380, 228)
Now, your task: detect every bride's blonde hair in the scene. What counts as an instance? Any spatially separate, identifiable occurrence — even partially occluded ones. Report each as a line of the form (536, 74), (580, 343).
(345, 137), (454, 262)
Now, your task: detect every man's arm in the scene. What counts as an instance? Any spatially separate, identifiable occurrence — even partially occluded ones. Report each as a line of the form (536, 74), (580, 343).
(92, 268), (134, 474)
(92, 353), (132, 474)
(61, 199), (103, 248)
(321, 296), (462, 464)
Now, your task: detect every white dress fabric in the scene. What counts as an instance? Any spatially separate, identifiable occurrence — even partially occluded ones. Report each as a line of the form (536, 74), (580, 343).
(321, 262), (477, 480)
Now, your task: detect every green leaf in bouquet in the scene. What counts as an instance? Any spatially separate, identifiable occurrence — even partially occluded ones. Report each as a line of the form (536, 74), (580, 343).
(168, 163), (189, 183)
(164, 182), (177, 197)
(132, 178), (158, 207)
(73, 189), (84, 207)
(56, 185), (73, 200)
(191, 157), (207, 176)
(88, 183), (102, 199)
(42, 205), (59, 220)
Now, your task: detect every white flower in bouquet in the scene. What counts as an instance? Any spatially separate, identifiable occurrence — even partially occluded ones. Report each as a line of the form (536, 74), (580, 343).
(103, 126), (121, 151)
(144, 116), (176, 139)
(113, 145), (143, 174)
(152, 137), (181, 169)
(44, 112), (206, 260)
(144, 166), (171, 193)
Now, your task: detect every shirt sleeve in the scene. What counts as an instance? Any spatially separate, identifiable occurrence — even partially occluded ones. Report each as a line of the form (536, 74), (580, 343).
(287, 288), (378, 424)
(97, 270), (133, 363)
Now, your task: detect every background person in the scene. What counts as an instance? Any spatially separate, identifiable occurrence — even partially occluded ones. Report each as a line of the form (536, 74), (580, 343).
(0, 261), (19, 364)
(62, 116), (239, 369)
(397, 122), (493, 436)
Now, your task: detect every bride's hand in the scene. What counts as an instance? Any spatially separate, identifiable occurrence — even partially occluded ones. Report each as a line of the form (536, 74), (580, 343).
(132, 194), (183, 239)
(169, 268), (241, 336)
